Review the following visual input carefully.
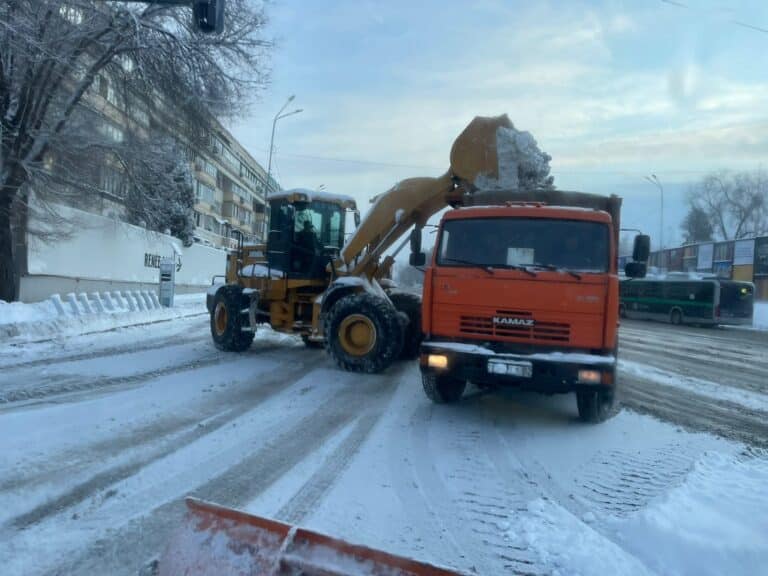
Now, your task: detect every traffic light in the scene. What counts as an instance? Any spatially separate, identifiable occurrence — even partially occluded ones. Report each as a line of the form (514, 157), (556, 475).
(193, 0), (224, 34)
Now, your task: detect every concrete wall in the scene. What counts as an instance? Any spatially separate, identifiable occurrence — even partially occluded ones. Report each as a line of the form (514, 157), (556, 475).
(21, 204), (226, 303)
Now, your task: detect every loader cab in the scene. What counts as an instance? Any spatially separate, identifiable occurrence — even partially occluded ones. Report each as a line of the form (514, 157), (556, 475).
(266, 189), (356, 279)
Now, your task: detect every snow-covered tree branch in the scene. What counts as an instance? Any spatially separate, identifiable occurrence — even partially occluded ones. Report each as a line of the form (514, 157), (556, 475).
(0, 0), (271, 301)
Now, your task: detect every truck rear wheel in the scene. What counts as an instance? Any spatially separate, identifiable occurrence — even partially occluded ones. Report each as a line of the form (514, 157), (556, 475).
(422, 372), (466, 403)
(389, 292), (422, 359)
(576, 389), (614, 423)
(210, 285), (254, 352)
(324, 293), (403, 373)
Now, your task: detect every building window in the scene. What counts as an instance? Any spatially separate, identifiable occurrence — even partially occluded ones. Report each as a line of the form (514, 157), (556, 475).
(197, 157), (217, 178)
(101, 121), (124, 143)
(195, 181), (216, 205)
(101, 167), (126, 198)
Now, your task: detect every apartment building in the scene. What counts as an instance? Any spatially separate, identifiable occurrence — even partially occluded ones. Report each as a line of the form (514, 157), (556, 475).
(72, 64), (272, 251)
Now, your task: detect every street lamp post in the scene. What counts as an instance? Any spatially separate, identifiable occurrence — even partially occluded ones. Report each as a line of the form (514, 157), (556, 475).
(265, 95), (303, 198)
(644, 174), (664, 256)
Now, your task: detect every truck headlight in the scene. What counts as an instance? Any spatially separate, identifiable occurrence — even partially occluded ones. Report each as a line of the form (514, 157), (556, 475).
(578, 369), (601, 384)
(427, 354), (449, 369)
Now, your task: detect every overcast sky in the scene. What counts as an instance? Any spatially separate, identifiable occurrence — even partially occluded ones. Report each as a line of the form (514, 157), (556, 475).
(229, 0), (768, 249)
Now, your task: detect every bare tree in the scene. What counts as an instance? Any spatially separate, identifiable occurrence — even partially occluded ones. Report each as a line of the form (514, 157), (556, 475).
(0, 0), (271, 301)
(685, 170), (768, 242)
(680, 205), (713, 244)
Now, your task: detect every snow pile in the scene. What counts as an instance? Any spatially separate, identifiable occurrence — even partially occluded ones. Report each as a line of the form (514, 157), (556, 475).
(0, 291), (206, 344)
(269, 188), (356, 206)
(753, 301), (768, 330)
(474, 125), (553, 191)
(612, 450), (768, 576)
(0, 299), (58, 325)
(509, 498), (653, 576)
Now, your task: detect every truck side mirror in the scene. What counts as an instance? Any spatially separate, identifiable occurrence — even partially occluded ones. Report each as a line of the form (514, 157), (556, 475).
(624, 261), (647, 278)
(632, 234), (651, 262)
(354, 210), (361, 228)
(409, 252), (426, 266)
(410, 227), (422, 254)
(193, 0), (225, 34)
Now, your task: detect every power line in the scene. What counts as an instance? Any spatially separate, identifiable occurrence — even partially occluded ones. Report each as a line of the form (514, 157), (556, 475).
(661, 0), (768, 35)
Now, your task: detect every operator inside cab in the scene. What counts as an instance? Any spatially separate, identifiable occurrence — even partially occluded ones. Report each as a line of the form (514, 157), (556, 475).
(294, 218), (321, 271)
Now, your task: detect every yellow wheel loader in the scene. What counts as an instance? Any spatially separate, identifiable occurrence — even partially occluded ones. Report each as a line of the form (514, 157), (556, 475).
(207, 114), (518, 374)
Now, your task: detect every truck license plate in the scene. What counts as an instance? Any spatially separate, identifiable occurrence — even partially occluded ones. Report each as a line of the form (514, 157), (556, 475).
(487, 359), (532, 378)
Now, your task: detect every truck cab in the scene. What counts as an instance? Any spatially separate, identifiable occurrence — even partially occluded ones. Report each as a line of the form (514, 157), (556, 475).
(419, 202), (647, 422)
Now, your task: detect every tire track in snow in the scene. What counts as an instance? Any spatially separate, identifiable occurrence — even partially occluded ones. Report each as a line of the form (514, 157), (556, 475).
(402, 399), (546, 576)
(0, 344), (286, 409)
(276, 410), (385, 525)
(0, 332), (210, 371)
(3, 360), (313, 529)
(620, 375), (768, 447)
(39, 368), (401, 576)
(619, 342), (768, 394)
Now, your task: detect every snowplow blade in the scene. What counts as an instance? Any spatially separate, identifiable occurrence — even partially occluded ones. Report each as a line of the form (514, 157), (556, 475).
(158, 498), (464, 576)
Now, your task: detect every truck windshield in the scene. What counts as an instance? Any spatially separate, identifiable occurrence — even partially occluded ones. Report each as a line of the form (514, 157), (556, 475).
(436, 217), (610, 273)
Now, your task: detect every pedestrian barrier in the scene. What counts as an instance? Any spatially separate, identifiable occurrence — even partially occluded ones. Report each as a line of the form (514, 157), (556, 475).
(50, 289), (165, 317)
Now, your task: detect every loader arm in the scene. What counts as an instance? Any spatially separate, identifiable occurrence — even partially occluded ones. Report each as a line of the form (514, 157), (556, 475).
(338, 114), (516, 278)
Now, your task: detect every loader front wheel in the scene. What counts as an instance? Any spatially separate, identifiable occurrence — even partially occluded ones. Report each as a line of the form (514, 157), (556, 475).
(325, 293), (403, 373)
(389, 292), (422, 359)
(210, 285), (254, 352)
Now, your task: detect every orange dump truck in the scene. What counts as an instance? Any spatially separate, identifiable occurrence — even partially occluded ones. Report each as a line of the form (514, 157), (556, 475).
(418, 190), (649, 422)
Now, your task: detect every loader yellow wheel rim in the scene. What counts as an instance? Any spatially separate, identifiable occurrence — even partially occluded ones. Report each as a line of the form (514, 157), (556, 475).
(214, 302), (228, 336)
(339, 314), (376, 356)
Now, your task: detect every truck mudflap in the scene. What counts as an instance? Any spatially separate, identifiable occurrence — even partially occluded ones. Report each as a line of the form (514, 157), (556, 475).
(158, 498), (464, 576)
(419, 341), (616, 392)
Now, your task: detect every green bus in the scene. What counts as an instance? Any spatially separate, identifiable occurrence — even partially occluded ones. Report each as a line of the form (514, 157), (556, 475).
(619, 277), (754, 326)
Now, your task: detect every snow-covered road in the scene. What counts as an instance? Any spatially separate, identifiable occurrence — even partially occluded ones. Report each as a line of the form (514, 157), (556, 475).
(1, 315), (766, 575)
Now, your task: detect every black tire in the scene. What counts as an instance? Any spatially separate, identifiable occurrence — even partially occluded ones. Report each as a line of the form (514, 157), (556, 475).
(389, 292), (422, 359)
(324, 293), (403, 373)
(670, 309), (683, 325)
(210, 285), (254, 352)
(576, 389), (615, 423)
(422, 372), (466, 404)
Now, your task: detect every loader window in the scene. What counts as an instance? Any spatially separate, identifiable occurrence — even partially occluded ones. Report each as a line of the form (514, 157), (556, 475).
(437, 217), (610, 273)
(292, 201), (345, 249)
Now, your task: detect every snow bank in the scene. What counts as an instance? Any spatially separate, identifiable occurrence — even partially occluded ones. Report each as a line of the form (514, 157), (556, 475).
(0, 299), (58, 325)
(753, 301), (768, 330)
(618, 359), (768, 413)
(612, 450), (768, 576)
(0, 291), (206, 345)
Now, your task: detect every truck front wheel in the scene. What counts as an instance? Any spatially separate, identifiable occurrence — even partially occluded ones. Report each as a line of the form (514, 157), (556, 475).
(576, 389), (615, 423)
(422, 372), (466, 403)
(324, 293), (403, 373)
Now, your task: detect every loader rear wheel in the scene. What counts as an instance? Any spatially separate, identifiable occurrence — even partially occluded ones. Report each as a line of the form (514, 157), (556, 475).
(389, 292), (422, 359)
(422, 372), (466, 404)
(210, 285), (254, 352)
(324, 293), (403, 373)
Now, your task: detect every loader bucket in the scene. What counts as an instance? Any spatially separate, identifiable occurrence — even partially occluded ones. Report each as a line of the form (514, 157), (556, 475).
(158, 498), (465, 576)
(449, 114), (514, 187)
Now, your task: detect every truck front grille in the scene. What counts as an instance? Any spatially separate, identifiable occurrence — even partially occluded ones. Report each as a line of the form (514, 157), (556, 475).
(459, 311), (571, 343)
